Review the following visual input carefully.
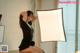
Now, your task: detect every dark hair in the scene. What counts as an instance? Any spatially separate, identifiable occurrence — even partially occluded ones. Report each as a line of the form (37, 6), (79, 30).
(19, 10), (33, 19)
(0, 14), (2, 21)
(19, 10), (33, 23)
(27, 10), (33, 16)
(0, 14), (2, 17)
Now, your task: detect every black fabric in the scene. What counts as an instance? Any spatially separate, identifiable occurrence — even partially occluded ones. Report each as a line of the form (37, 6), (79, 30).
(28, 21), (32, 25)
(19, 17), (34, 51)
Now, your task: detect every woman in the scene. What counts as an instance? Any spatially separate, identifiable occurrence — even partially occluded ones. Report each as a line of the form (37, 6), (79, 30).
(19, 10), (36, 51)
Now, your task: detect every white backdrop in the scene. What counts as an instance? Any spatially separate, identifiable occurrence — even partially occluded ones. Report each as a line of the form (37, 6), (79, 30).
(37, 8), (66, 42)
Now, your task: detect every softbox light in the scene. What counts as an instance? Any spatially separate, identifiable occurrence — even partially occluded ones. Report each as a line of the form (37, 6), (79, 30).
(37, 8), (66, 42)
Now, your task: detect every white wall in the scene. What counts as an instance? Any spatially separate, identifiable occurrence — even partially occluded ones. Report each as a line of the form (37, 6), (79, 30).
(41, 0), (58, 10)
(0, 0), (34, 51)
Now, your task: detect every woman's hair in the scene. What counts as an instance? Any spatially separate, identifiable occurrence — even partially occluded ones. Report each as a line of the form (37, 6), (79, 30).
(0, 14), (2, 21)
(27, 10), (33, 16)
(19, 10), (34, 24)
(19, 10), (33, 20)
(0, 14), (2, 17)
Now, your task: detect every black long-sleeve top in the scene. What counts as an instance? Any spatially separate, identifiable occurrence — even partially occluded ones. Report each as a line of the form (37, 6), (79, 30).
(19, 17), (34, 51)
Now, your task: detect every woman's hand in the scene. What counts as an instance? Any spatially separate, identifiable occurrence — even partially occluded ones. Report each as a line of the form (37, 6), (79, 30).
(32, 16), (38, 22)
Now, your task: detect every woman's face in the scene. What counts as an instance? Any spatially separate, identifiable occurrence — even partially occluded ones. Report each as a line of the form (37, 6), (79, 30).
(27, 14), (34, 22)
(21, 11), (35, 22)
